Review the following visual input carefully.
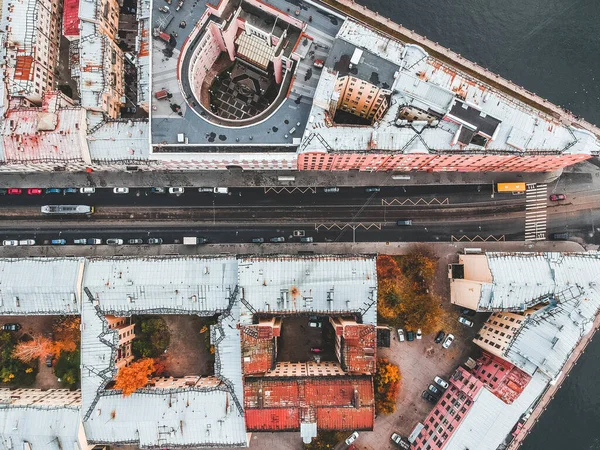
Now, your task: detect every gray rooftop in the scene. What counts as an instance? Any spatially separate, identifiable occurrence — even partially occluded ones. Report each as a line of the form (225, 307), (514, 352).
(0, 258), (83, 315)
(88, 120), (150, 163)
(237, 255), (378, 325)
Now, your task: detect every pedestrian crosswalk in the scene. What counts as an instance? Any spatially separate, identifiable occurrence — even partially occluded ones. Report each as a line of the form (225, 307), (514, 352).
(525, 183), (547, 241)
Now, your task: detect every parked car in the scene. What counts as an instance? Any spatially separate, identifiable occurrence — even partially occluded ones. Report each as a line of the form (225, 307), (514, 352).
(213, 187), (229, 194)
(310, 347), (323, 353)
(113, 187), (129, 194)
(168, 187), (185, 195)
(416, 328), (422, 340)
(3, 240), (18, 246)
(428, 384), (440, 395)
(0, 188), (6, 195)
(45, 354), (54, 367)
(198, 187), (214, 193)
(8, 188), (22, 195)
(461, 308), (476, 316)
(45, 188), (62, 194)
(80, 187), (96, 194)
(73, 239), (87, 245)
(27, 188), (43, 195)
(151, 187), (166, 194)
(406, 330), (415, 341)
(391, 432), (409, 448)
(397, 328), (405, 342)
(397, 220), (412, 226)
(434, 376), (449, 390)
(106, 238), (124, 245)
(51, 239), (67, 245)
(300, 237), (314, 243)
(434, 330), (445, 344)
(2, 323), (21, 331)
(458, 317), (474, 327)
(345, 432), (359, 445)
(323, 187), (339, 193)
(197, 237), (208, 244)
(551, 232), (569, 240)
(251, 238), (264, 244)
(270, 237), (285, 243)
(365, 187), (380, 193)
(128, 238), (143, 244)
(309, 321), (322, 328)
(442, 334), (455, 349)
(421, 390), (437, 403)
(63, 188), (78, 194)
(549, 194), (566, 201)
(18, 239), (35, 246)
(148, 238), (163, 244)
(87, 238), (102, 245)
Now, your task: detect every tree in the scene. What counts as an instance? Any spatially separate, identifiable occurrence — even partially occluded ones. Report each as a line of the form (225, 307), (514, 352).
(53, 316), (81, 353)
(374, 358), (401, 415)
(114, 358), (154, 396)
(54, 350), (81, 388)
(132, 317), (170, 359)
(0, 332), (37, 386)
(12, 335), (54, 363)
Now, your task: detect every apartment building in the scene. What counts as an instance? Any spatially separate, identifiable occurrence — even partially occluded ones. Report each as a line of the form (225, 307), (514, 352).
(105, 315), (135, 368)
(2, 0), (61, 104)
(334, 75), (389, 123)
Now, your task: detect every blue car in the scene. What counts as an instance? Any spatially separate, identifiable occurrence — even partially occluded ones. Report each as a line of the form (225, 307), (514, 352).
(45, 188), (62, 194)
(63, 188), (78, 194)
(51, 239), (66, 245)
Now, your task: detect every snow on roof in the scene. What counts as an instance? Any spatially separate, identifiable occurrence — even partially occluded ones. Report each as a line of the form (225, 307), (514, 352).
(88, 120), (149, 162)
(0, 405), (82, 450)
(237, 255), (378, 325)
(81, 256), (246, 447)
(474, 253), (600, 379)
(302, 21), (600, 156)
(444, 370), (548, 450)
(0, 258), (83, 314)
(2, 107), (89, 163)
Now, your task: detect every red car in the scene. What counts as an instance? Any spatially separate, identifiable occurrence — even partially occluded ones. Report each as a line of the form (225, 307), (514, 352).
(549, 194), (566, 201)
(310, 347), (323, 353)
(7, 188), (22, 195)
(27, 188), (43, 195)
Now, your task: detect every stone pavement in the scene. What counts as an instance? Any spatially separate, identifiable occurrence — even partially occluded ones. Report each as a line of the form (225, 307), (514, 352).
(0, 168), (562, 188)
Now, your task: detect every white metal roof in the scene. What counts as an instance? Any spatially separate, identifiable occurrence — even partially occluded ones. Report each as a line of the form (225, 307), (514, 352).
(0, 258), (83, 314)
(88, 120), (150, 161)
(237, 255), (378, 325)
(0, 405), (82, 450)
(444, 371), (548, 450)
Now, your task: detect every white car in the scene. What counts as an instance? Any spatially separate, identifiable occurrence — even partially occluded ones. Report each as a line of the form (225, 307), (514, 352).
(18, 239), (35, 246)
(113, 187), (129, 194)
(434, 376), (449, 390)
(106, 238), (124, 245)
(442, 334), (455, 349)
(458, 317), (474, 327)
(416, 328), (422, 339)
(345, 431), (359, 445)
(2, 240), (18, 246)
(397, 328), (405, 342)
(169, 187), (185, 195)
(80, 187), (96, 194)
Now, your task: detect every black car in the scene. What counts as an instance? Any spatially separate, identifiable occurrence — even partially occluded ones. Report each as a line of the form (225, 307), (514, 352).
(2, 323), (21, 331)
(434, 331), (445, 344)
(406, 330), (415, 341)
(461, 308), (476, 316)
(551, 232), (569, 240)
(421, 390), (437, 403)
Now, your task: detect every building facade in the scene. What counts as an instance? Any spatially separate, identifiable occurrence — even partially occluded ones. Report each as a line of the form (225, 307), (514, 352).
(105, 315), (135, 368)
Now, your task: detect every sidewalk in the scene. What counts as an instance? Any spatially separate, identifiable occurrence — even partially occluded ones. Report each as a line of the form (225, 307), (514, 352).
(0, 240), (584, 259)
(0, 168), (563, 188)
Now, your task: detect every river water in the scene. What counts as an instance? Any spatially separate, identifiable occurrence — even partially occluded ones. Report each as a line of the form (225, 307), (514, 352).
(353, 0), (600, 448)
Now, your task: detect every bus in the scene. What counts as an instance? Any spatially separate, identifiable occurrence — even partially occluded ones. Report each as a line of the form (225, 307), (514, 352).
(496, 182), (526, 193)
(41, 205), (94, 215)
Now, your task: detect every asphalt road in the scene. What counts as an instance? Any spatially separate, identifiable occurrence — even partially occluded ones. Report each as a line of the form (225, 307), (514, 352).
(0, 183), (596, 245)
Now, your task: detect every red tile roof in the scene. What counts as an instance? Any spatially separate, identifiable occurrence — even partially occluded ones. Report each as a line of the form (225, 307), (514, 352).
(244, 376), (374, 431)
(472, 352), (531, 404)
(62, 0), (80, 37)
(342, 324), (377, 374)
(240, 326), (274, 374)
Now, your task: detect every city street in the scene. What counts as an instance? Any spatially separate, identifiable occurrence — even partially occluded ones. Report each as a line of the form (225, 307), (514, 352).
(0, 180), (597, 245)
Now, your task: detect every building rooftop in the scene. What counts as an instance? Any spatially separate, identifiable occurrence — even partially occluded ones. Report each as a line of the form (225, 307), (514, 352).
(87, 120), (150, 162)
(0, 258), (83, 314)
(237, 255), (378, 325)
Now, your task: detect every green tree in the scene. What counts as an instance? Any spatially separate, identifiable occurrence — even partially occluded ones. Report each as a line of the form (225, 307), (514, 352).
(132, 317), (171, 359)
(0, 331), (37, 386)
(54, 350), (81, 388)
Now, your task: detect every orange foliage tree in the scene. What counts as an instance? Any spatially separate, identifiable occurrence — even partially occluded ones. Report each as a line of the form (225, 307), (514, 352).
(374, 357), (401, 414)
(12, 335), (54, 363)
(114, 358), (155, 396)
(377, 250), (441, 334)
(52, 316), (81, 354)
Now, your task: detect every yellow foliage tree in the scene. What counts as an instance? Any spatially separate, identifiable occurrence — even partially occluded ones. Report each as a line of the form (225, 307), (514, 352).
(114, 358), (154, 396)
(374, 358), (401, 415)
